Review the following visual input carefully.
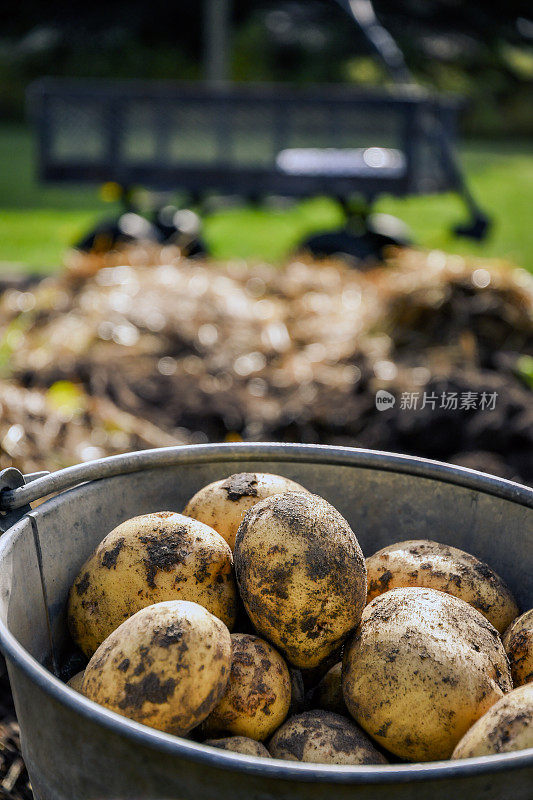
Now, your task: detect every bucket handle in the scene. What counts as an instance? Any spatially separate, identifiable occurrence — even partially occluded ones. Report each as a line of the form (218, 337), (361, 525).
(1, 445), (532, 533)
(0, 469), (50, 532)
(0, 448), (194, 521)
(0, 447), (228, 518)
(0, 448), (202, 526)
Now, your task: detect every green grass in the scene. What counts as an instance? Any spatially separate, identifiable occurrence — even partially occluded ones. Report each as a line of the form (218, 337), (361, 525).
(375, 141), (533, 270)
(1, 123), (532, 272)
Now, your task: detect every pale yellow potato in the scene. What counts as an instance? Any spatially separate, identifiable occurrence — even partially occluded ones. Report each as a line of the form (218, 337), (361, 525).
(201, 633), (291, 741)
(366, 539), (518, 633)
(67, 670), (85, 694)
(502, 609), (533, 687)
(183, 473), (309, 550)
(82, 600), (231, 735)
(309, 662), (348, 717)
(452, 683), (533, 758)
(234, 492), (367, 669)
(269, 710), (388, 765)
(68, 511), (236, 657)
(204, 736), (271, 758)
(343, 587), (512, 762)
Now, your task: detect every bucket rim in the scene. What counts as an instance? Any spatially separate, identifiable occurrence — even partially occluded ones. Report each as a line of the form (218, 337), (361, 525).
(0, 443), (531, 784)
(2, 442), (532, 512)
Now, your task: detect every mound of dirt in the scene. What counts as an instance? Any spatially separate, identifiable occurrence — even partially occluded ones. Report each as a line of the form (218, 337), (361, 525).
(1, 246), (531, 484)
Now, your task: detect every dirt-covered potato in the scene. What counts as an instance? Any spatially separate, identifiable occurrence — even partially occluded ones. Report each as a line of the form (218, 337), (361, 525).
(204, 737), (271, 758)
(366, 539), (519, 633)
(343, 587), (512, 762)
(183, 473), (308, 550)
(82, 600), (231, 735)
(235, 492), (367, 669)
(67, 670), (85, 694)
(269, 710), (388, 764)
(452, 683), (533, 758)
(502, 609), (533, 687)
(68, 511), (236, 657)
(308, 663), (348, 717)
(201, 633), (291, 741)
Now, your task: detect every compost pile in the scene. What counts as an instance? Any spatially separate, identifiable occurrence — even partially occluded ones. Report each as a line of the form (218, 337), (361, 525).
(1, 246), (531, 481)
(0, 246), (532, 797)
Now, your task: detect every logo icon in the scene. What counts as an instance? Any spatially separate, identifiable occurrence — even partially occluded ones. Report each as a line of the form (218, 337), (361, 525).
(375, 390), (396, 411)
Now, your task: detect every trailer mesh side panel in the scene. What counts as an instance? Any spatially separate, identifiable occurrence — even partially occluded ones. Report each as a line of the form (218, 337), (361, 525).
(29, 80), (461, 199)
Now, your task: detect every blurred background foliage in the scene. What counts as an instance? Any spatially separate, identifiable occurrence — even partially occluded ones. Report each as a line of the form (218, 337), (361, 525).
(1, 0), (532, 271)
(1, 0), (532, 138)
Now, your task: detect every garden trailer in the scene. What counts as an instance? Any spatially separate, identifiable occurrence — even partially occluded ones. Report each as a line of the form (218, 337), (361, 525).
(27, 0), (490, 259)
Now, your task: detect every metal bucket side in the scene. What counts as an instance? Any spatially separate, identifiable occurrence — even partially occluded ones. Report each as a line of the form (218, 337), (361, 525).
(0, 444), (531, 800)
(8, 656), (533, 800)
(0, 515), (51, 664)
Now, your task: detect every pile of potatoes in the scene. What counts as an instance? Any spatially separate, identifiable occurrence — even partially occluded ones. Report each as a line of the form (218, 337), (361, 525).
(66, 472), (533, 765)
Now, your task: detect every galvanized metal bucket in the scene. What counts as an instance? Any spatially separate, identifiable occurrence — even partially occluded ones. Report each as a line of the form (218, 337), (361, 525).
(0, 443), (531, 800)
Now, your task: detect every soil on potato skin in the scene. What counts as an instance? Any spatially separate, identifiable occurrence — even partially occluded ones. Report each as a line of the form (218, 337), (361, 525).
(0, 246), (531, 793)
